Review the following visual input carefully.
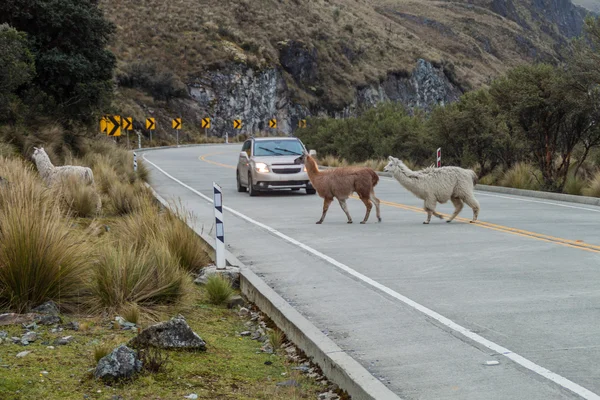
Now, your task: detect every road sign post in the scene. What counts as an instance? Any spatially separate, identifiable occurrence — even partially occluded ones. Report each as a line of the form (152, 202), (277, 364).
(436, 148), (441, 168)
(202, 118), (211, 138)
(133, 152), (138, 172)
(213, 182), (225, 270)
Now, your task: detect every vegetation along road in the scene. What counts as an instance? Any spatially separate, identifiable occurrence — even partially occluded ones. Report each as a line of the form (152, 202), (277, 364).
(143, 144), (600, 400)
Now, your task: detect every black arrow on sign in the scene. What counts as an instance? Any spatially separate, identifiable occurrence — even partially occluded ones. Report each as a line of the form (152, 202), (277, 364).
(108, 116), (120, 136)
(146, 118), (155, 130)
(173, 118), (181, 129)
(234, 120), (241, 129)
(122, 117), (132, 131)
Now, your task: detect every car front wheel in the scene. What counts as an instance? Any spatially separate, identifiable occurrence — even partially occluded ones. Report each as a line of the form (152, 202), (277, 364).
(248, 173), (258, 197)
(306, 188), (316, 195)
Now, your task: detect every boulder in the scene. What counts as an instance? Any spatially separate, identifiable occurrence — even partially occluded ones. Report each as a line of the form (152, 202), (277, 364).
(194, 265), (240, 289)
(36, 315), (62, 325)
(32, 301), (60, 316)
(94, 345), (142, 382)
(0, 313), (36, 326)
(128, 317), (206, 351)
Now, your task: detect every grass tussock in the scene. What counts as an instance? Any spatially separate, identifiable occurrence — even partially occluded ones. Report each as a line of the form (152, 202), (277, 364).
(267, 328), (285, 351)
(163, 206), (211, 272)
(0, 158), (90, 312)
(583, 171), (600, 197)
(318, 154), (348, 168)
(93, 344), (112, 363)
(499, 163), (542, 190)
(204, 274), (234, 305)
(122, 302), (141, 325)
(89, 241), (193, 315)
(564, 174), (587, 196)
(55, 175), (101, 218)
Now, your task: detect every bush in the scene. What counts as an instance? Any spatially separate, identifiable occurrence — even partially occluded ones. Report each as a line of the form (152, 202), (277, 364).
(583, 171), (600, 197)
(0, 158), (90, 312)
(89, 241), (191, 314)
(56, 175), (100, 218)
(204, 274), (233, 305)
(564, 174), (586, 195)
(499, 163), (541, 190)
(109, 182), (144, 215)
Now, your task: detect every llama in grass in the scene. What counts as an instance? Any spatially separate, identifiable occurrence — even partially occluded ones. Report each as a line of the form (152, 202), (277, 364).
(298, 153), (381, 224)
(31, 146), (101, 212)
(383, 156), (480, 224)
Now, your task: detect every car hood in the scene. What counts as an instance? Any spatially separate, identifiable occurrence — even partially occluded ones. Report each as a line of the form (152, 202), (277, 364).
(251, 155), (303, 166)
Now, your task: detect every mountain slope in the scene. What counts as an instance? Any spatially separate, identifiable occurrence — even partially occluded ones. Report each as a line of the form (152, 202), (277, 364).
(99, 0), (596, 135)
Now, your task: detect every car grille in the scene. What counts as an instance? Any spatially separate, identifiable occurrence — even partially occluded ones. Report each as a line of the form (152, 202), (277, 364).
(272, 168), (302, 174)
(265, 181), (306, 186)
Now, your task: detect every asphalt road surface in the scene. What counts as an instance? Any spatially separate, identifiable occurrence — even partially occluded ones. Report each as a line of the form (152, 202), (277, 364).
(143, 144), (600, 400)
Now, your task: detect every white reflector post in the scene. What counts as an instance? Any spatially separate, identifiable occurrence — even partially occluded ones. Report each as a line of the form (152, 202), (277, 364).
(436, 148), (441, 168)
(133, 152), (138, 172)
(213, 182), (225, 270)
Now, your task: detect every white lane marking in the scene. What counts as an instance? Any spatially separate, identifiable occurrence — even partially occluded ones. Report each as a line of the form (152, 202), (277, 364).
(380, 176), (600, 213)
(143, 153), (600, 400)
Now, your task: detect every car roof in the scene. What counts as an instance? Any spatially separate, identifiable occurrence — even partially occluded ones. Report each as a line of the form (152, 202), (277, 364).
(252, 136), (299, 141)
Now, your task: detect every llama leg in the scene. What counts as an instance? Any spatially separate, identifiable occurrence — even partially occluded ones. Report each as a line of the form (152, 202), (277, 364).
(358, 195), (372, 224)
(432, 210), (445, 220)
(423, 198), (437, 224)
(338, 198), (353, 224)
(370, 191), (381, 222)
(463, 195), (480, 223)
(317, 197), (333, 224)
(447, 197), (464, 223)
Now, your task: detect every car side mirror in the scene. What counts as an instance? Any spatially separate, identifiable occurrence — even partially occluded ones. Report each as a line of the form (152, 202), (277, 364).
(309, 149), (317, 157)
(239, 151), (248, 159)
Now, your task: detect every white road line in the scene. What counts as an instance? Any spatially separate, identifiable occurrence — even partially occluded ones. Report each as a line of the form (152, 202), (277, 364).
(475, 192), (600, 213)
(143, 153), (600, 400)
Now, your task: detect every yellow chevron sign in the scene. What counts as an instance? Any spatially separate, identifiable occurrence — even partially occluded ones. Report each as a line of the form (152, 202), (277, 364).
(269, 119), (277, 129)
(121, 117), (133, 131)
(104, 115), (121, 137)
(298, 119), (307, 128)
(201, 117), (211, 129)
(145, 118), (156, 130)
(233, 119), (242, 129)
(172, 118), (182, 130)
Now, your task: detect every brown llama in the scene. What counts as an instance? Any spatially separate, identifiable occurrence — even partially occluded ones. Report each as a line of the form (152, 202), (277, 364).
(298, 153), (382, 224)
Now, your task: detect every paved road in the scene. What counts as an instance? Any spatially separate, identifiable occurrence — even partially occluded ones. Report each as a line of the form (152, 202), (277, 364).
(143, 144), (600, 400)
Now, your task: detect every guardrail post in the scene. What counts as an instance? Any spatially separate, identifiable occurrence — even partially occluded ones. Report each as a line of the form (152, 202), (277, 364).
(213, 182), (225, 270)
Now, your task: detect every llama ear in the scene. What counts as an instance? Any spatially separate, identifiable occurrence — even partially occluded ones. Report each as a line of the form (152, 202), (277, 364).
(388, 156), (394, 161)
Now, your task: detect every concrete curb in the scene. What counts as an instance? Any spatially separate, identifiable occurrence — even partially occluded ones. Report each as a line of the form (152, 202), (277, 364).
(319, 165), (600, 207)
(143, 182), (402, 400)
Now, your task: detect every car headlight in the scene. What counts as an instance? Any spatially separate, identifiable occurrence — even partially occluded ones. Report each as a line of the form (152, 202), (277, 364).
(303, 165), (307, 172)
(255, 162), (270, 173)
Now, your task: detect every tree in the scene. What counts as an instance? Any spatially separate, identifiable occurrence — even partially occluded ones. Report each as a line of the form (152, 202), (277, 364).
(0, 0), (116, 123)
(0, 24), (35, 122)
(428, 89), (524, 176)
(490, 64), (593, 192)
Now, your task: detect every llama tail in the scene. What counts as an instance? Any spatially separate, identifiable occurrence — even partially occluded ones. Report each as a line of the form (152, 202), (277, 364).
(471, 170), (478, 185)
(369, 169), (380, 187)
(85, 168), (95, 185)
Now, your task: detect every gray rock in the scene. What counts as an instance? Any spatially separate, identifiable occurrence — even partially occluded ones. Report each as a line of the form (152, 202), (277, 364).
(240, 331), (251, 337)
(0, 313), (37, 326)
(238, 307), (250, 317)
(128, 317), (206, 351)
(0, 331), (7, 339)
(54, 336), (73, 346)
(16, 351), (30, 358)
(62, 321), (79, 331)
(227, 295), (245, 309)
(22, 332), (37, 342)
(31, 301), (60, 316)
(194, 265), (240, 289)
(292, 366), (310, 373)
(94, 345), (142, 382)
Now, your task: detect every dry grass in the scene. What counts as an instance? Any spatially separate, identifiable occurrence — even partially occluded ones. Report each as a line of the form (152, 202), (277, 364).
(564, 174), (587, 196)
(93, 344), (112, 363)
(55, 175), (101, 218)
(499, 163), (542, 190)
(0, 157), (91, 312)
(583, 171), (600, 197)
(89, 240), (193, 315)
(267, 328), (285, 352)
(122, 302), (141, 324)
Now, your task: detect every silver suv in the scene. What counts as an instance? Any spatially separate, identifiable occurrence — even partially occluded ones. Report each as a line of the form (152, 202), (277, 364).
(236, 136), (317, 196)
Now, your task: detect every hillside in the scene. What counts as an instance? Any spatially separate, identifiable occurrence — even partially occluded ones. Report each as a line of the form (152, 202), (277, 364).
(574, 0), (600, 12)
(99, 0), (597, 137)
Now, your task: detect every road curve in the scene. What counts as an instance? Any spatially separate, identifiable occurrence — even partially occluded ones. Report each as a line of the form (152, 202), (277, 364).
(143, 144), (600, 400)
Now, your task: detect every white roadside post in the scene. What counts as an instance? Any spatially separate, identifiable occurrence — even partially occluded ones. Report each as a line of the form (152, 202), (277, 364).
(436, 147), (441, 168)
(213, 182), (225, 270)
(133, 152), (138, 172)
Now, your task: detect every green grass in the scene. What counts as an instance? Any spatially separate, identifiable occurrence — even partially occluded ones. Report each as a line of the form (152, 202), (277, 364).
(499, 163), (542, 190)
(583, 171), (600, 197)
(0, 289), (324, 400)
(204, 274), (234, 305)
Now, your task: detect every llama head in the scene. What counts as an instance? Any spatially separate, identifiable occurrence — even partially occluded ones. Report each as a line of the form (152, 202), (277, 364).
(383, 156), (402, 172)
(32, 146), (45, 158)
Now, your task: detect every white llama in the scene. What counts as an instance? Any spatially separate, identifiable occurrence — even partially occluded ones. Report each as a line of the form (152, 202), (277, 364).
(31, 146), (101, 212)
(383, 156), (480, 224)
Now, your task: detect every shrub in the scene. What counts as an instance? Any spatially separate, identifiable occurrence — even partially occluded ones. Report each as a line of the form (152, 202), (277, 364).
(138, 347), (172, 374)
(89, 241), (191, 314)
(564, 174), (586, 196)
(0, 158), (90, 312)
(267, 328), (285, 351)
(499, 163), (541, 190)
(163, 207), (211, 272)
(109, 182), (144, 215)
(204, 274), (233, 305)
(122, 303), (140, 325)
(56, 175), (100, 218)
(583, 171), (600, 197)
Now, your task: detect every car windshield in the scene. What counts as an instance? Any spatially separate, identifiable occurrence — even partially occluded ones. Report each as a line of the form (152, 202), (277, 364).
(253, 140), (304, 156)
